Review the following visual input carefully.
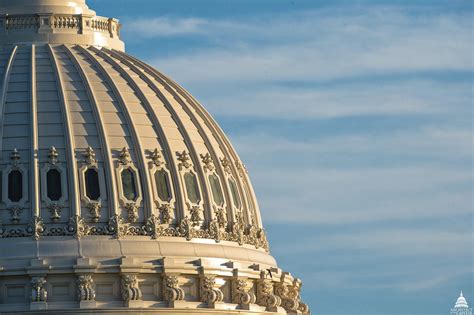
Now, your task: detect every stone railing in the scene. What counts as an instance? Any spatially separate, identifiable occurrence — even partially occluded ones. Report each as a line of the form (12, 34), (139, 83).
(0, 13), (121, 38)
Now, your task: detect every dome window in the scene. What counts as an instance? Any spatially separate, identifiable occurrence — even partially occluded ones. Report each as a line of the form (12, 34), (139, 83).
(46, 169), (62, 201)
(228, 178), (241, 209)
(184, 172), (200, 204)
(155, 170), (172, 202)
(8, 170), (23, 202)
(209, 174), (224, 206)
(121, 168), (138, 201)
(85, 168), (101, 201)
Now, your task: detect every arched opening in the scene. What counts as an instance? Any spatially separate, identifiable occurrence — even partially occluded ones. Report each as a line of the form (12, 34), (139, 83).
(209, 174), (224, 206)
(8, 170), (23, 202)
(184, 172), (200, 204)
(155, 170), (172, 202)
(228, 178), (241, 209)
(46, 169), (62, 201)
(121, 168), (137, 201)
(85, 168), (101, 201)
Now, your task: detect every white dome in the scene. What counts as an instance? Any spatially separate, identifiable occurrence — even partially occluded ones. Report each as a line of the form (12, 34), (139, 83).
(0, 1), (310, 314)
(455, 291), (470, 308)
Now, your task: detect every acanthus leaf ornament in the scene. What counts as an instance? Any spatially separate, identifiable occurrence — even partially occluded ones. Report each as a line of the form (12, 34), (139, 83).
(84, 147), (97, 166)
(214, 207), (227, 229)
(124, 202), (139, 223)
(145, 214), (163, 239)
(87, 201), (102, 223)
(9, 206), (23, 224)
(220, 157), (232, 175)
(77, 274), (96, 301)
(48, 146), (59, 165)
(28, 216), (44, 240)
(176, 150), (192, 170)
(208, 219), (221, 243)
(157, 202), (172, 224)
(68, 215), (89, 239)
(108, 215), (128, 239)
(149, 148), (164, 167)
(200, 153), (215, 172)
(179, 216), (194, 241)
(10, 148), (21, 166)
(163, 275), (185, 302)
(118, 147), (132, 165)
(189, 204), (203, 227)
(47, 202), (63, 223)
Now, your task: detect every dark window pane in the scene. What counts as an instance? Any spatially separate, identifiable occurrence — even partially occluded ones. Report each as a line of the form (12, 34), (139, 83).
(209, 174), (224, 206)
(244, 185), (254, 212)
(228, 178), (241, 209)
(47, 169), (62, 201)
(184, 172), (200, 204)
(0, 171), (2, 202)
(8, 170), (23, 202)
(85, 169), (101, 201)
(121, 168), (137, 201)
(155, 170), (171, 201)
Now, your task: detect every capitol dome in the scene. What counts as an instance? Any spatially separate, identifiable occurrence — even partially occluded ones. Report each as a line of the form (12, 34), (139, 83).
(455, 292), (469, 309)
(0, 0), (309, 314)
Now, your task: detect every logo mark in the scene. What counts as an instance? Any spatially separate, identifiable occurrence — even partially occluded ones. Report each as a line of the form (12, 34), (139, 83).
(451, 291), (472, 315)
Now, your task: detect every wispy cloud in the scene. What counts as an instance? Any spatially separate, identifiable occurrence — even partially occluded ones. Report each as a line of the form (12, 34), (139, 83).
(144, 8), (472, 85)
(125, 17), (207, 37)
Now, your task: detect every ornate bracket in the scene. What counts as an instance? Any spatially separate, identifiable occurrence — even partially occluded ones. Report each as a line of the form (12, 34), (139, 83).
(121, 274), (142, 301)
(232, 279), (256, 305)
(163, 275), (185, 302)
(77, 274), (96, 301)
(200, 275), (224, 304)
(31, 277), (47, 302)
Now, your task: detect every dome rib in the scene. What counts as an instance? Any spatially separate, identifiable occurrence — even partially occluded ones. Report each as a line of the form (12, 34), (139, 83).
(91, 47), (187, 222)
(101, 48), (215, 225)
(125, 53), (263, 228)
(63, 44), (120, 215)
(48, 43), (82, 219)
(104, 48), (236, 226)
(77, 45), (153, 221)
(0, 45), (17, 161)
(29, 45), (41, 218)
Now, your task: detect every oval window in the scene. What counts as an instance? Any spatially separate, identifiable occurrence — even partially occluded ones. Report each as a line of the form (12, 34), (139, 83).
(155, 170), (172, 201)
(8, 170), (23, 202)
(85, 168), (101, 201)
(228, 178), (241, 209)
(184, 172), (200, 204)
(121, 168), (137, 201)
(46, 169), (62, 201)
(209, 174), (224, 206)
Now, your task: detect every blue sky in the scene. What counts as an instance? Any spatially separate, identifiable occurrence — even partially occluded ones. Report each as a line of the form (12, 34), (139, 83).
(90, 1), (473, 314)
